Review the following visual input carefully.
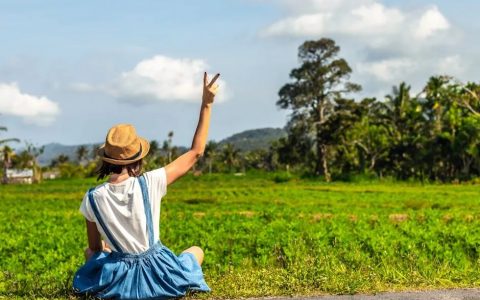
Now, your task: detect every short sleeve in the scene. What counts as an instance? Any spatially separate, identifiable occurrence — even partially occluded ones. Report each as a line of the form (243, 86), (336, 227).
(143, 167), (167, 198)
(79, 191), (95, 222)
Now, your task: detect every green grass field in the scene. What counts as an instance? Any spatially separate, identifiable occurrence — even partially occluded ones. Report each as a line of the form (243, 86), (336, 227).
(1, 172), (480, 299)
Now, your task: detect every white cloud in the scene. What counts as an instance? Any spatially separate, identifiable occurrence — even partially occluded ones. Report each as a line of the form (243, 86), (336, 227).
(357, 58), (416, 82)
(415, 6), (450, 39)
(349, 3), (404, 35)
(276, 0), (372, 15)
(262, 1), (452, 50)
(263, 2), (404, 38)
(261, 0), (450, 40)
(355, 54), (467, 98)
(0, 83), (59, 125)
(262, 13), (331, 37)
(263, 1), (465, 98)
(72, 55), (229, 104)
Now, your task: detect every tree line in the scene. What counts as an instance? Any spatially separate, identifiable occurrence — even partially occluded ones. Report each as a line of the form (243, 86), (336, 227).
(275, 38), (480, 182)
(2, 37), (480, 182)
(0, 130), (273, 180)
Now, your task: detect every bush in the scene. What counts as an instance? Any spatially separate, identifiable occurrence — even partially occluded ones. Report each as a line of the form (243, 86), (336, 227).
(272, 172), (293, 183)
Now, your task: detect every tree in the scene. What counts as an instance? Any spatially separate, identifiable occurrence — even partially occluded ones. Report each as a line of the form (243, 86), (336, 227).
(90, 144), (101, 160)
(455, 81), (480, 117)
(0, 127), (20, 146)
(420, 76), (456, 180)
(319, 98), (390, 176)
(143, 140), (163, 169)
(382, 82), (426, 179)
(221, 143), (240, 173)
(18, 143), (44, 183)
(167, 131), (174, 163)
(149, 140), (160, 157)
(277, 38), (361, 181)
(50, 154), (70, 168)
(76, 145), (89, 166)
(0, 125), (20, 184)
(1, 145), (14, 184)
(348, 99), (391, 174)
(204, 141), (218, 174)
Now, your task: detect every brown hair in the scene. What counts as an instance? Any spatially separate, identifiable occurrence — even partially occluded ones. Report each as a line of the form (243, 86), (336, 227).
(96, 159), (143, 181)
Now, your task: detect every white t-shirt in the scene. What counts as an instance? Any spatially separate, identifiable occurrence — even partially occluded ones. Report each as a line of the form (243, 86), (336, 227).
(79, 168), (167, 253)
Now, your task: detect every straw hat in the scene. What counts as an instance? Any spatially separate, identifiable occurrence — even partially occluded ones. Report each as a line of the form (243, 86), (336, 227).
(97, 124), (150, 165)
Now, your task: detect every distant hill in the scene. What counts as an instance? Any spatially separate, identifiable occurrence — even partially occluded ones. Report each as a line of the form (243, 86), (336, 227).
(218, 128), (286, 152)
(34, 127), (286, 166)
(37, 143), (97, 166)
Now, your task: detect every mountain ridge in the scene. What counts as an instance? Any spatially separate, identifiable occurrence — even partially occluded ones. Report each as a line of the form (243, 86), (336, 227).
(33, 127), (286, 166)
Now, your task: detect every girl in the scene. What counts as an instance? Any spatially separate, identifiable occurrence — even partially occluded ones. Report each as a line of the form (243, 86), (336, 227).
(73, 72), (220, 299)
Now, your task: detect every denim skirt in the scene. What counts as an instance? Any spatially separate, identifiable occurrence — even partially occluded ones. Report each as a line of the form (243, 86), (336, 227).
(73, 241), (210, 299)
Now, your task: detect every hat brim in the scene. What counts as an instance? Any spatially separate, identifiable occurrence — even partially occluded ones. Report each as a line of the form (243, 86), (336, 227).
(97, 137), (150, 165)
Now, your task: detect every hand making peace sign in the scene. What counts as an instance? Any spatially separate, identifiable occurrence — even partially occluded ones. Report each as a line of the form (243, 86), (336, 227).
(202, 72), (220, 105)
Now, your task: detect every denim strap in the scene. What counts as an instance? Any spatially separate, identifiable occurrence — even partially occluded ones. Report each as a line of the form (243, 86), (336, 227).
(88, 187), (123, 253)
(138, 175), (155, 247)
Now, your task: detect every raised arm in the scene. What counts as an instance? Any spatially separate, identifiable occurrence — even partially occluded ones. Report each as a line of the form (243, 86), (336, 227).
(165, 72), (220, 185)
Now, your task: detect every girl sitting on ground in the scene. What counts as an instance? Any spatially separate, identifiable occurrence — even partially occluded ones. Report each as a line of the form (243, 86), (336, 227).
(73, 72), (220, 299)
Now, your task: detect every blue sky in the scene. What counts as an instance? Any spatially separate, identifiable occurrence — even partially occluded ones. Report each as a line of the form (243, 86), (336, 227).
(0, 0), (478, 147)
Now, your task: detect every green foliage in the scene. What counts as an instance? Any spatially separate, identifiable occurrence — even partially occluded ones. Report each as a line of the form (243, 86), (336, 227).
(277, 38), (361, 181)
(2, 174), (480, 298)
(56, 162), (97, 179)
(272, 171), (293, 183)
(276, 38), (480, 182)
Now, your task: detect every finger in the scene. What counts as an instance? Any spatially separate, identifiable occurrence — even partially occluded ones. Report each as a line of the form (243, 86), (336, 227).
(210, 87), (219, 95)
(203, 72), (208, 86)
(207, 73), (220, 87)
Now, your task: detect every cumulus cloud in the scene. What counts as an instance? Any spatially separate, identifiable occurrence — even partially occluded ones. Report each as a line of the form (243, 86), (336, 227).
(263, 0), (465, 97)
(73, 55), (229, 104)
(0, 83), (60, 125)
(355, 54), (467, 98)
(263, 2), (405, 38)
(415, 6), (450, 39)
(263, 1), (450, 43)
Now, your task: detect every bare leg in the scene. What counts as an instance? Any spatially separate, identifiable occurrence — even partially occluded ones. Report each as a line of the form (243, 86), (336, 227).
(182, 246), (204, 266)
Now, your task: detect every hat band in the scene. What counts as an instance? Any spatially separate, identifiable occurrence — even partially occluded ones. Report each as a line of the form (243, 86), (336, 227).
(104, 144), (143, 161)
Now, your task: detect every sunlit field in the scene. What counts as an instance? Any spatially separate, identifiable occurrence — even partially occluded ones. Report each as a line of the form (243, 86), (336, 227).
(2, 173), (480, 299)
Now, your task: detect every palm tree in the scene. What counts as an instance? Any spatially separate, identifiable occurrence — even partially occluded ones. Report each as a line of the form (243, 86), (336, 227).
(149, 140), (160, 157)
(455, 81), (480, 117)
(0, 126), (20, 147)
(422, 76), (454, 135)
(90, 144), (101, 160)
(383, 83), (430, 179)
(50, 154), (70, 168)
(221, 143), (240, 173)
(76, 145), (89, 166)
(383, 82), (413, 140)
(2, 145), (14, 184)
(204, 141), (218, 174)
(24, 143), (44, 183)
(0, 126), (20, 184)
(167, 131), (174, 163)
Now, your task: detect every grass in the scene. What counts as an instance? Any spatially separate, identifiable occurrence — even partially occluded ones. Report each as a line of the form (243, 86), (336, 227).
(1, 172), (480, 299)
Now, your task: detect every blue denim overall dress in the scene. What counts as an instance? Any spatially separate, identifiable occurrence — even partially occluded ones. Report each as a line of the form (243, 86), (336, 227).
(73, 175), (211, 299)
